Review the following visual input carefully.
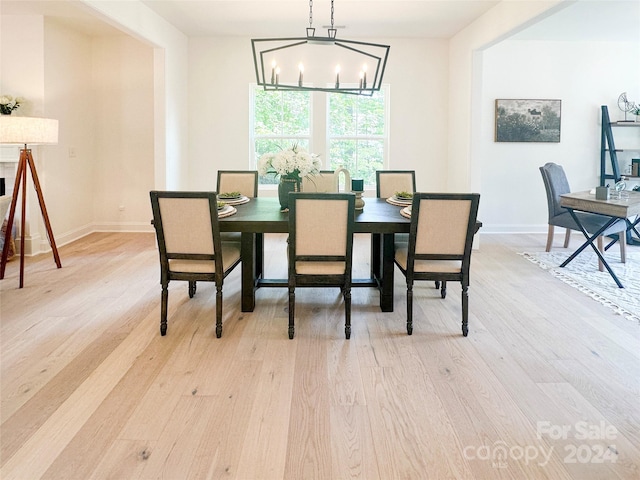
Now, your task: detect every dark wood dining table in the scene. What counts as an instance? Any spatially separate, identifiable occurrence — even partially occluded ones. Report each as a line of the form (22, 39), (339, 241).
(218, 196), (409, 312)
(219, 196), (481, 312)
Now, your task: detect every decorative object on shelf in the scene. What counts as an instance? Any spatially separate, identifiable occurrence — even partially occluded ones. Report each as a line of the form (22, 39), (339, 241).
(251, 0), (390, 96)
(258, 143), (321, 211)
(632, 105), (640, 122)
(0, 95), (23, 115)
(351, 178), (365, 210)
(0, 116), (61, 288)
(617, 92), (637, 122)
(495, 99), (561, 143)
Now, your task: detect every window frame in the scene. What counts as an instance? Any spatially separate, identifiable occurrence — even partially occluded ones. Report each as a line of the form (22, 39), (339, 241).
(249, 84), (389, 189)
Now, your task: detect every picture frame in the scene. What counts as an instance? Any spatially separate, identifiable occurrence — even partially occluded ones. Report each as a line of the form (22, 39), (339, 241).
(495, 99), (561, 143)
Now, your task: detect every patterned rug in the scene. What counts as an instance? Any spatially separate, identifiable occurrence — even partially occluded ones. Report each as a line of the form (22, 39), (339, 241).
(521, 249), (640, 323)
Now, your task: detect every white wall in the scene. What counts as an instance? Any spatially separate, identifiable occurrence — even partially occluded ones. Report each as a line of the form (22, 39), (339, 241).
(188, 37), (450, 193)
(480, 39), (640, 233)
(43, 18), (95, 246)
(91, 35), (155, 230)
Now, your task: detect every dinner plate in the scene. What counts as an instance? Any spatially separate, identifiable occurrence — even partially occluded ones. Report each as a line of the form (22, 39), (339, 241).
(400, 206), (412, 219)
(218, 205), (237, 218)
(218, 193), (242, 200)
(391, 195), (413, 203)
(221, 195), (250, 206)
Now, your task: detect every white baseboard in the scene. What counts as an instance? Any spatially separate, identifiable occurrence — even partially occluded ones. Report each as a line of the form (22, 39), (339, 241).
(23, 222), (154, 256)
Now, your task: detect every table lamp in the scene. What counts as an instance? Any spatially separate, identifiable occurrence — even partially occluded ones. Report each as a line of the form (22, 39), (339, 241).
(0, 116), (61, 288)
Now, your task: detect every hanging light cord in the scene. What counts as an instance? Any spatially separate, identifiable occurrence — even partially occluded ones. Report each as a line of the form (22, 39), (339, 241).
(309, 0), (313, 29)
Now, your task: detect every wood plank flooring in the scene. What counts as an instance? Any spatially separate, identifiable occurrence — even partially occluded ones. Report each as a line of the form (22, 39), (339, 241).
(1, 232), (638, 479)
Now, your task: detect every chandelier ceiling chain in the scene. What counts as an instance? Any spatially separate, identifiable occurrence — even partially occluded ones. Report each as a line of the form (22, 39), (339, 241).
(328, 0), (337, 39)
(251, 0), (390, 96)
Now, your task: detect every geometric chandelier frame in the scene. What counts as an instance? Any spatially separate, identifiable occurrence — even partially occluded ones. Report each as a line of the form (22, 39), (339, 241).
(251, 36), (390, 96)
(251, 0), (390, 96)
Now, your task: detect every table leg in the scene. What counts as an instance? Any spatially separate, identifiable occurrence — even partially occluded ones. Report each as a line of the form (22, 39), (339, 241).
(255, 233), (264, 281)
(379, 233), (396, 311)
(241, 232), (256, 311)
(371, 233), (381, 279)
(560, 210), (624, 288)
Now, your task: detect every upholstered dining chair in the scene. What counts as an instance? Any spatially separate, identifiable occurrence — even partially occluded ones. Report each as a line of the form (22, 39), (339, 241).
(374, 170), (425, 283)
(216, 169), (260, 249)
(150, 191), (241, 338)
(394, 193), (480, 336)
(539, 162), (626, 268)
(287, 192), (356, 339)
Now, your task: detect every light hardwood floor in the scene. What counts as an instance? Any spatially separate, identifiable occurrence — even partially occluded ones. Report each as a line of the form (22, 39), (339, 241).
(1, 232), (638, 479)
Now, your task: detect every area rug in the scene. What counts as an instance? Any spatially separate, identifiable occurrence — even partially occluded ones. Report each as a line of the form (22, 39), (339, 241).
(520, 250), (640, 323)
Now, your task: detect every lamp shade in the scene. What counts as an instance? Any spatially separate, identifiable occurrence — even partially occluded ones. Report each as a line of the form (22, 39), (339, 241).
(0, 116), (58, 145)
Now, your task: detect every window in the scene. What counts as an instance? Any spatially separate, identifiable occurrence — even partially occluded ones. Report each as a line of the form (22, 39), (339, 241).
(252, 88), (311, 184)
(251, 85), (388, 186)
(327, 89), (387, 186)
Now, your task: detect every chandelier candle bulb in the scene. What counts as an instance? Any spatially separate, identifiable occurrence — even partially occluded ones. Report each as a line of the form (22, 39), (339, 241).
(275, 67), (280, 85)
(362, 65), (367, 89)
(298, 63), (304, 86)
(335, 65), (340, 89)
(271, 61), (276, 84)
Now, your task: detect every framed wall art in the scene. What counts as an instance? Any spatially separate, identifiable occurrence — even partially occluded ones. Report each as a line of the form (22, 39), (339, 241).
(495, 99), (561, 143)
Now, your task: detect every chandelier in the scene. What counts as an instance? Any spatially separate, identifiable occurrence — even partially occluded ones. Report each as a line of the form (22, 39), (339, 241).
(251, 0), (390, 96)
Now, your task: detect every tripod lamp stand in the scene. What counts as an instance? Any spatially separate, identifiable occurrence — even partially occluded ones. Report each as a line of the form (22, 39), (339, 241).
(0, 116), (61, 288)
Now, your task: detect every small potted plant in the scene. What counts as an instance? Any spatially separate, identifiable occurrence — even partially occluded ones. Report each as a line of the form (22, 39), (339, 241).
(0, 95), (23, 115)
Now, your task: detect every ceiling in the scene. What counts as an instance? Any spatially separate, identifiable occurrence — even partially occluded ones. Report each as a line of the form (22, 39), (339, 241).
(1, 0), (500, 38)
(137, 0), (500, 38)
(1, 0), (638, 41)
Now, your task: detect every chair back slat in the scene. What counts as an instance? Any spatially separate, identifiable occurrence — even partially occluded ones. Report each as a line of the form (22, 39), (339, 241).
(376, 170), (416, 198)
(294, 198), (350, 257)
(158, 197), (215, 255)
(302, 170), (336, 193)
(217, 170), (258, 197)
(539, 162), (570, 219)
(415, 199), (471, 256)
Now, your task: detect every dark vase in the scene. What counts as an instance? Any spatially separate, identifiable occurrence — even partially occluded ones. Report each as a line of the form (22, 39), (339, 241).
(278, 176), (300, 211)
(0, 107), (12, 115)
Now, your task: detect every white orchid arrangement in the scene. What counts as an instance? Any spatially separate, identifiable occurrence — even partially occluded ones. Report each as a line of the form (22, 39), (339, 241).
(0, 95), (23, 115)
(258, 144), (321, 181)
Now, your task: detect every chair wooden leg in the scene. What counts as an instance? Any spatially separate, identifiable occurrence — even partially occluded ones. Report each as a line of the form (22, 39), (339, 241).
(160, 283), (168, 336)
(288, 287), (295, 339)
(344, 287), (351, 339)
(461, 283), (469, 337)
(619, 233), (626, 263)
(216, 285), (223, 338)
(563, 228), (571, 248)
(188, 281), (196, 298)
(545, 225), (554, 252)
(406, 283), (413, 335)
(597, 236), (604, 272)
(440, 280), (447, 299)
